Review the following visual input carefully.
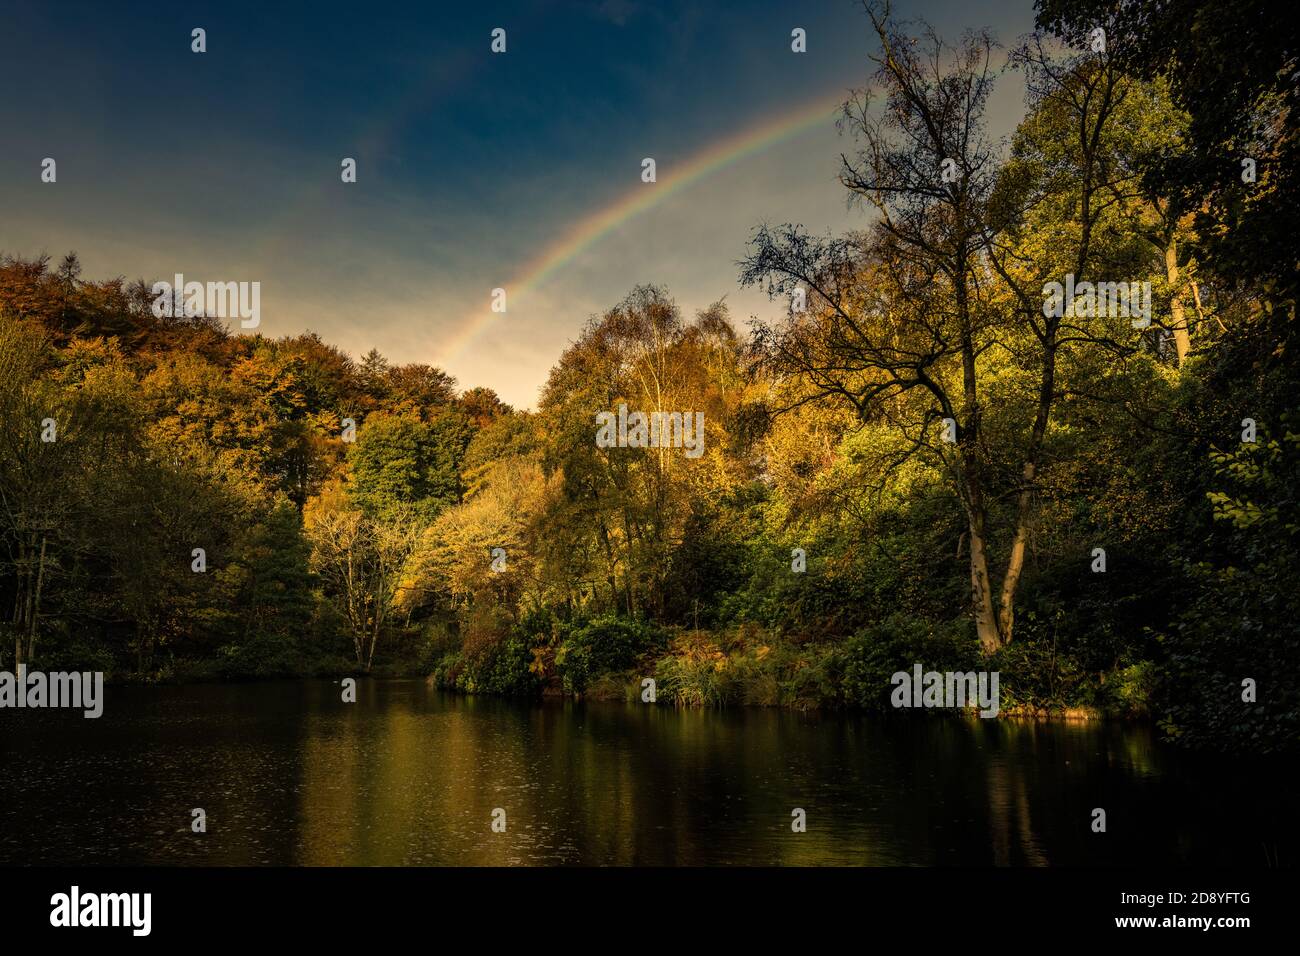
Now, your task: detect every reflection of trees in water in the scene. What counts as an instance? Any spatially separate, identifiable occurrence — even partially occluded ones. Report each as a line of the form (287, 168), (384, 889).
(986, 753), (1047, 866)
(283, 688), (1268, 867)
(11, 681), (1294, 866)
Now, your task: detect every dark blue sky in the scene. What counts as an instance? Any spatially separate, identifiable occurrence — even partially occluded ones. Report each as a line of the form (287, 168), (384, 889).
(1, 0), (1033, 406)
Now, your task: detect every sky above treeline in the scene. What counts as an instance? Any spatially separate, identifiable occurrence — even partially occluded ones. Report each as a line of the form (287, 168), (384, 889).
(0, 0), (1033, 408)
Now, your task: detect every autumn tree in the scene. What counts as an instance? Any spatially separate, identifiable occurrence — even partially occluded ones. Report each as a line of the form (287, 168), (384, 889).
(303, 481), (420, 672)
(742, 3), (1160, 651)
(537, 287), (750, 618)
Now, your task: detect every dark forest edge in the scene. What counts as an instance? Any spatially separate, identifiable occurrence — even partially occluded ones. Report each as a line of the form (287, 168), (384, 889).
(1, 1), (1297, 752)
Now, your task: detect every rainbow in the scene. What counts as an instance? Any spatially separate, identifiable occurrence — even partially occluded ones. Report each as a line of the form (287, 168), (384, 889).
(433, 86), (852, 365)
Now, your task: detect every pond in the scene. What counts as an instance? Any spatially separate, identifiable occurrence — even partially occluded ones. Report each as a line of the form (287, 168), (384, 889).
(0, 679), (1291, 865)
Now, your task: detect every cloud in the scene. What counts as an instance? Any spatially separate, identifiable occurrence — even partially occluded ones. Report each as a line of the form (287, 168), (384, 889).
(588, 0), (641, 27)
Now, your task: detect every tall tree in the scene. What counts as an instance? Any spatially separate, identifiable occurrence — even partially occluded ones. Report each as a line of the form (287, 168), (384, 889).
(743, 3), (1146, 651)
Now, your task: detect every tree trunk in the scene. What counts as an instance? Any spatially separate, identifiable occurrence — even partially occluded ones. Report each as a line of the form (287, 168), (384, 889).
(998, 484), (1031, 645)
(967, 509), (1002, 655)
(27, 535), (47, 662)
(12, 534), (27, 668)
(955, 264), (1002, 655)
(997, 331), (1056, 645)
(1165, 239), (1191, 364)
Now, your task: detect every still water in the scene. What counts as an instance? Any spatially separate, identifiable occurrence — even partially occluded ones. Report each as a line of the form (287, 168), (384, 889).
(0, 679), (1292, 866)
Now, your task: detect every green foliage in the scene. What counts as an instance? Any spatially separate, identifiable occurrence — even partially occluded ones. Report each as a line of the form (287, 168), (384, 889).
(33, 633), (116, 675)
(838, 615), (977, 711)
(1037, 0), (1300, 305)
(431, 626), (540, 698)
(557, 615), (665, 695)
(662, 485), (765, 628)
(348, 412), (470, 522)
(1157, 417), (1300, 752)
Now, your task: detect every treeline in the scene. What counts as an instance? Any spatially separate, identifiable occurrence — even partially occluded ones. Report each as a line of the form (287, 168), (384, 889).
(0, 253), (507, 678)
(1, 1), (1296, 752)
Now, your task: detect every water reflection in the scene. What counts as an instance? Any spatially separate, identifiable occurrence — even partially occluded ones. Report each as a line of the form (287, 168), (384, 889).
(0, 679), (1292, 866)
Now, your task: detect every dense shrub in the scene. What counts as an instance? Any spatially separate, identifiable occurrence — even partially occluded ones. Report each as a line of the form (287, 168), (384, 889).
(556, 615), (665, 694)
(432, 628), (540, 697)
(837, 614), (976, 711)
